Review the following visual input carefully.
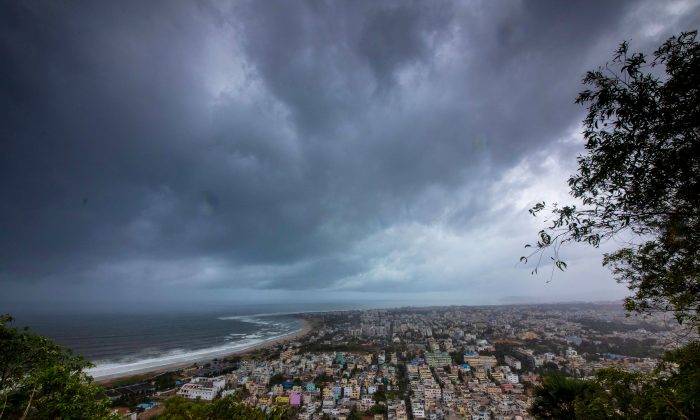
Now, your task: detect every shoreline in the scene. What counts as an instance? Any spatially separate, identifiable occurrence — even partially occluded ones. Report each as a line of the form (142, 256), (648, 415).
(94, 317), (313, 384)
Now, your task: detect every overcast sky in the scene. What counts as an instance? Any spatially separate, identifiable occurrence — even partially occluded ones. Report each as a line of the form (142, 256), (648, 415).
(2, 0), (698, 311)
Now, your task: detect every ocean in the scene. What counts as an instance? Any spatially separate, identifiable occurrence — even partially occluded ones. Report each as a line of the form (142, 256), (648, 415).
(8, 301), (395, 379)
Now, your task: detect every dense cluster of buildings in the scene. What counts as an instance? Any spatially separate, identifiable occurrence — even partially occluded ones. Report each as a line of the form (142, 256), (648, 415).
(115, 303), (683, 419)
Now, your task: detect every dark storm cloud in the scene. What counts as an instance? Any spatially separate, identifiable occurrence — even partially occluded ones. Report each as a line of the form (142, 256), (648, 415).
(1, 0), (698, 303)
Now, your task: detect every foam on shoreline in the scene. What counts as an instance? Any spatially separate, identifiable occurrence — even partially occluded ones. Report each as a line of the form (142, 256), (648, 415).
(90, 318), (312, 381)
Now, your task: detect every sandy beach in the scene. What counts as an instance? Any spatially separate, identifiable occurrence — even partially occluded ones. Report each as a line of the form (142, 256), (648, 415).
(94, 317), (314, 384)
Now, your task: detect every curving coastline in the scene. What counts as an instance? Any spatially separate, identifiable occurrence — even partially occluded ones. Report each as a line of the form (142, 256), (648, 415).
(92, 318), (312, 383)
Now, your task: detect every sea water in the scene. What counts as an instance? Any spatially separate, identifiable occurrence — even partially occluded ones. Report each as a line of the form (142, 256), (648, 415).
(9, 301), (392, 379)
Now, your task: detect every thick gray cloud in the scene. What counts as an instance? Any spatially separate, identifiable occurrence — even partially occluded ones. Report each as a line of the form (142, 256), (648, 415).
(1, 0), (698, 308)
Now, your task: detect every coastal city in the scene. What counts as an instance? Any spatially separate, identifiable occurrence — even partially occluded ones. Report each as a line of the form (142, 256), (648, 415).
(104, 303), (687, 419)
(3, 1), (698, 418)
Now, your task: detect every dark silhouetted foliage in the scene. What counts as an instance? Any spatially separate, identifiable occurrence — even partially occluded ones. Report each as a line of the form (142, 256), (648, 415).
(0, 315), (117, 419)
(153, 395), (267, 420)
(527, 31), (700, 420)
(524, 31), (700, 330)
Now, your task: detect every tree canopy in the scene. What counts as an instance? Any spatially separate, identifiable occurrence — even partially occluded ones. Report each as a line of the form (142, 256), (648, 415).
(0, 315), (117, 419)
(525, 30), (700, 331)
(526, 30), (700, 420)
(530, 343), (700, 419)
(153, 393), (300, 420)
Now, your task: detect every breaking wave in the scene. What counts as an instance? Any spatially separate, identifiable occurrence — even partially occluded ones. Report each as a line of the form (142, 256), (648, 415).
(86, 315), (302, 379)
(87, 330), (299, 379)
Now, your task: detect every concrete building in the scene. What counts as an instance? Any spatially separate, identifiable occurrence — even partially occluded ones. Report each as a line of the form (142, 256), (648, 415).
(177, 376), (225, 401)
(425, 351), (452, 367)
(505, 355), (522, 370)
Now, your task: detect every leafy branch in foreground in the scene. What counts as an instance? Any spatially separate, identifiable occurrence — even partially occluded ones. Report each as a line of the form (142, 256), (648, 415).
(523, 31), (700, 330)
(0, 314), (117, 419)
(529, 342), (700, 419)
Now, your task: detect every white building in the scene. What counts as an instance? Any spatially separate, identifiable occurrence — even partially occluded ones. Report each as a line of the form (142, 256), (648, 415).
(221, 389), (237, 398)
(504, 355), (522, 370)
(177, 376), (226, 401)
(411, 400), (426, 418)
(506, 373), (520, 384)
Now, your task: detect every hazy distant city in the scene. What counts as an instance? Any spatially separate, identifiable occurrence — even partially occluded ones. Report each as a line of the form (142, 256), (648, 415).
(102, 302), (691, 418)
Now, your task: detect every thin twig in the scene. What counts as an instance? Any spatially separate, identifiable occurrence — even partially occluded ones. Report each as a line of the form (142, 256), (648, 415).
(0, 390), (8, 419)
(20, 385), (36, 420)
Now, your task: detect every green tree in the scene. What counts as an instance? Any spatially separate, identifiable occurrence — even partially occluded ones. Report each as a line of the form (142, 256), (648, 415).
(0, 315), (117, 419)
(529, 375), (597, 419)
(347, 407), (362, 420)
(373, 389), (386, 402)
(526, 31), (700, 420)
(530, 345), (700, 419)
(154, 395), (267, 420)
(367, 403), (388, 415)
(153, 396), (210, 419)
(269, 372), (286, 386)
(524, 31), (700, 331)
(210, 395), (267, 420)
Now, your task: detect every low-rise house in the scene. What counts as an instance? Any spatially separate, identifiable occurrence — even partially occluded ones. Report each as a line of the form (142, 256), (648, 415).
(177, 376), (226, 401)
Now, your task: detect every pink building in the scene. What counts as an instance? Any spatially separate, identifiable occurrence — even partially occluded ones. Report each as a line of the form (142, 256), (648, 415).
(290, 392), (302, 406)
